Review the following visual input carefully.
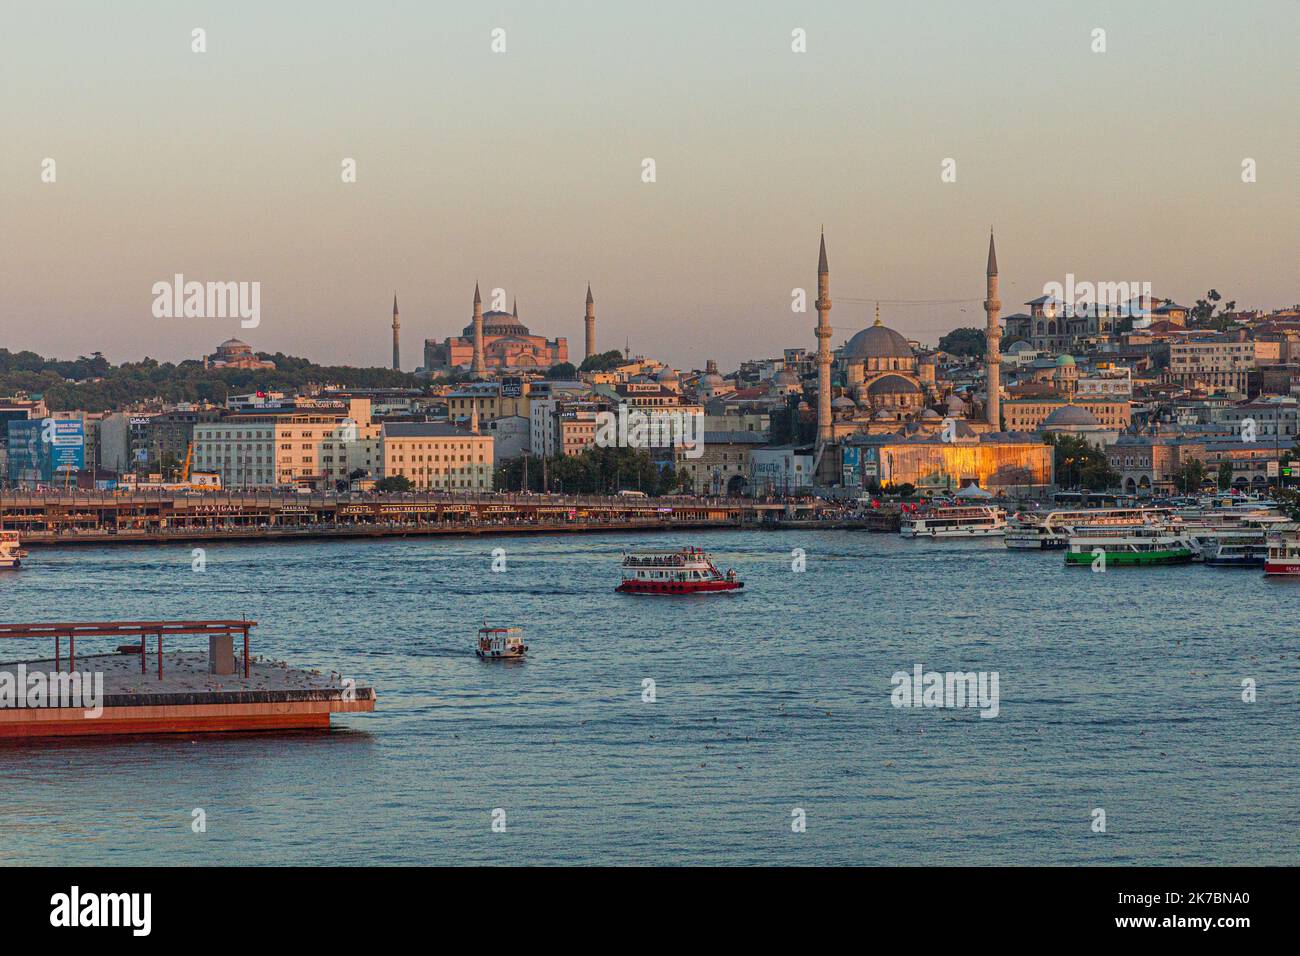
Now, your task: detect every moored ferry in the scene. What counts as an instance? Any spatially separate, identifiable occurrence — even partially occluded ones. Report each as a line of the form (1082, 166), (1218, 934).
(1005, 507), (1170, 550)
(0, 532), (23, 570)
(1065, 527), (1194, 566)
(900, 506), (1005, 539)
(476, 625), (528, 659)
(1202, 532), (1269, 568)
(1264, 524), (1300, 576)
(617, 547), (742, 594)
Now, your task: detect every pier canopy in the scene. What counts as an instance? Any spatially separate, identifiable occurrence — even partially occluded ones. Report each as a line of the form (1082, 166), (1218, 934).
(0, 619), (257, 679)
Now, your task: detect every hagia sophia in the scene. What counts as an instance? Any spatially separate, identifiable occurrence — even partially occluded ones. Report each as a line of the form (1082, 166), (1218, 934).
(421, 285), (594, 373)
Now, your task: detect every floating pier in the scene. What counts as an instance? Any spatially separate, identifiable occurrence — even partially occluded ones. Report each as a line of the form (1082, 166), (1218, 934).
(0, 620), (375, 739)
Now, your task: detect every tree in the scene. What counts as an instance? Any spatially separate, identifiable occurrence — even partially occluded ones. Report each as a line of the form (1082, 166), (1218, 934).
(1217, 460), (1234, 490)
(578, 350), (626, 373)
(1046, 433), (1116, 490)
(375, 475), (413, 492)
(1175, 459), (1207, 494)
(545, 362), (577, 380)
(937, 328), (986, 358)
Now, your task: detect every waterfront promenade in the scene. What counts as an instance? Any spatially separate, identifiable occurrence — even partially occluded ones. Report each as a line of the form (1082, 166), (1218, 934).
(1, 490), (896, 545)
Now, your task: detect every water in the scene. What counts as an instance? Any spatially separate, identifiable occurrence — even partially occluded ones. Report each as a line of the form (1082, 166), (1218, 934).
(1, 530), (1296, 866)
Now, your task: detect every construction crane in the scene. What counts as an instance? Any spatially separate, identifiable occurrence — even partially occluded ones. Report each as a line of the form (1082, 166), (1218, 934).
(181, 442), (193, 483)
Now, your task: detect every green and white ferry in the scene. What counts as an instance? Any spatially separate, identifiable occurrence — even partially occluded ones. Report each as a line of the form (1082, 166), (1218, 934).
(1064, 526), (1195, 567)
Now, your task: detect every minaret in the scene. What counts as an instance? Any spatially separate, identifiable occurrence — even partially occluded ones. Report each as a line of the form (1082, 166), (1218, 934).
(815, 231), (833, 446)
(984, 231), (1002, 429)
(584, 284), (596, 361)
(391, 293), (401, 371)
(471, 282), (486, 375)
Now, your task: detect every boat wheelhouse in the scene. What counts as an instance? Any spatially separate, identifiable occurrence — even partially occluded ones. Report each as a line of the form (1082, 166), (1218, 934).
(899, 506), (1006, 539)
(0, 532), (22, 570)
(1065, 527), (1194, 566)
(1264, 524), (1300, 576)
(1005, 507), (1171, 550)
(476, 626), (528, 659)
(617, 547), (742, 594)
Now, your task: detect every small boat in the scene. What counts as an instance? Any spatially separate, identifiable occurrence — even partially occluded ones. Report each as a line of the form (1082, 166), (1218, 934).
(900, 506), (1005, 539)
(1264, 524), (1300, 576)
(475, 625), (528, 659)
(1065, 527), (1194, 567)
(0, 531), (22, 570)
(617, 547), (743, 594)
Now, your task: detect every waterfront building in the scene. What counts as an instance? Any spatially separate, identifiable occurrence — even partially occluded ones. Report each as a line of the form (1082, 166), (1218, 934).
(378, 421), (494, 491)
(485, 415), (531, 461)
(673, 431), (767, 495)
(844, 433), (1054, 494)
(1104, 433), (1203, 495)
(192, 399), (374, 488)
(446, 380), (532, 425)
(750, 446), (816, 496)
(423, 287), (569, 373)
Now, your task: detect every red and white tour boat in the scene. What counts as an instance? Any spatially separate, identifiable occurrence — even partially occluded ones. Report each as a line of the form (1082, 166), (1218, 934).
(1264, 523), (1300, 576)
(475, 625), (528, 659)
(617, 547), (743, 595)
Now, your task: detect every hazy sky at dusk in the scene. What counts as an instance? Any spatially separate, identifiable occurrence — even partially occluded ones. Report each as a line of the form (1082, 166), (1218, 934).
(2, 0), (1297, 371)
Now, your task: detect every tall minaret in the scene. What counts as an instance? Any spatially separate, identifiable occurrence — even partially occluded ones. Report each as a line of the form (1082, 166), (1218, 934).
(391, 293), (401, 371)
(471, 282), (486, 375)
(815, 231), (833, 446)
(584, 284), (596, 361)
(984, 231), (1002, 429)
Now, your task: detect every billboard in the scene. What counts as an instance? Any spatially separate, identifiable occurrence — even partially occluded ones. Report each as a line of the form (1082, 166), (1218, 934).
(501, 377), (523, 398)
(841, 446), (861, 488)
(6, 418), (85, 484)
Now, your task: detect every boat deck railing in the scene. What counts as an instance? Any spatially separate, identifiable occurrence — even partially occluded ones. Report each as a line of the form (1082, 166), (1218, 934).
(0, 619), (256, 679)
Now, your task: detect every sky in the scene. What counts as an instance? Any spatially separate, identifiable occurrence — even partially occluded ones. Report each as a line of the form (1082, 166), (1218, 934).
(2, 0), (1297, 372)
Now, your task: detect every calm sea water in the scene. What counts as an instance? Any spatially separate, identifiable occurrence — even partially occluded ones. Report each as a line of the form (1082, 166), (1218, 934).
(1, 530), (1296, 866)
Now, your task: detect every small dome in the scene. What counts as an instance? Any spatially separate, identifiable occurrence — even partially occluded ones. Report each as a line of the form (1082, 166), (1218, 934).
(1056, 353), (1076, 366)
(699, 373), (726, 389)
(1042, 404), (1099, 427)
(773, 368), (799, 385)
(655, 367), (680, 382)
(867, 374), (921, 396)
(219, 337), (249, 350)
(844, 323), (914, 360)
(921, 407), (942, 419)
(831, 396), (856, 408)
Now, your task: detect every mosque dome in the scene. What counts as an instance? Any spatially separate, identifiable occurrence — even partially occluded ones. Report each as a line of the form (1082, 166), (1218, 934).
(655, 367), (680, 383)
(831, 395), (856, 409)
(218, 337), (251, 352)
(867, 374), (921, 396)
(844, 323), (914, 361)
(1056, 353), (1076, 366)
(463, 310), (530, 337)
(699, 372), (726, 390)
(921, 407), (942, 420)
(1042, 404), (1099, 427)
(773, 368), (799, 386)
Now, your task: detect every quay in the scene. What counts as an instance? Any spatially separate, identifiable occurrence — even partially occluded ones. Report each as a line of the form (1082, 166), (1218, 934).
(0, 620), (375, 739)
(0, 490), (888, 545)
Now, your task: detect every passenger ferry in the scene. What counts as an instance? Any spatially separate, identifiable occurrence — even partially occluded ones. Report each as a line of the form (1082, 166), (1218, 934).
(617, 547), (743, 594)
(1175, 509), (1286, 560)
(475, 625), (528, 659)
(899, 506), (1006, 539)
(1065, 527), (1194, 566)
(1263, 524), (1300, 576)
(0, 532), (23, 570)
(1005, 507), (1170, 550)
(1202, 532), (1270, 568)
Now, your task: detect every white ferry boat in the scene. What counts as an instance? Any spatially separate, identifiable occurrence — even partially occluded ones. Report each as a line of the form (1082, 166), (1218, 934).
(899, 506), (1006, 539)
(1005, 507), (1171, 550)
(1065, 527), (1194, 567)
(475, 625), (528, 659)
(1202, 532), (1270, 568)
(0, 532), (23, 570)
(1264, 524), (1300, 576)
(1175, 509), (1286, 560)
(617, 547), (742, 594)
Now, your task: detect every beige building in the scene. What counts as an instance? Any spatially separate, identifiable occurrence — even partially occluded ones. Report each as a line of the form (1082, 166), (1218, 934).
(445, 381), (531, 424)
(673, 432), (766, 495)
(1169, 338), (1255, 392)
(1002, 398), (1130, 432)
(379, 422), (493, 491)
(192, 399), (373, 488)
